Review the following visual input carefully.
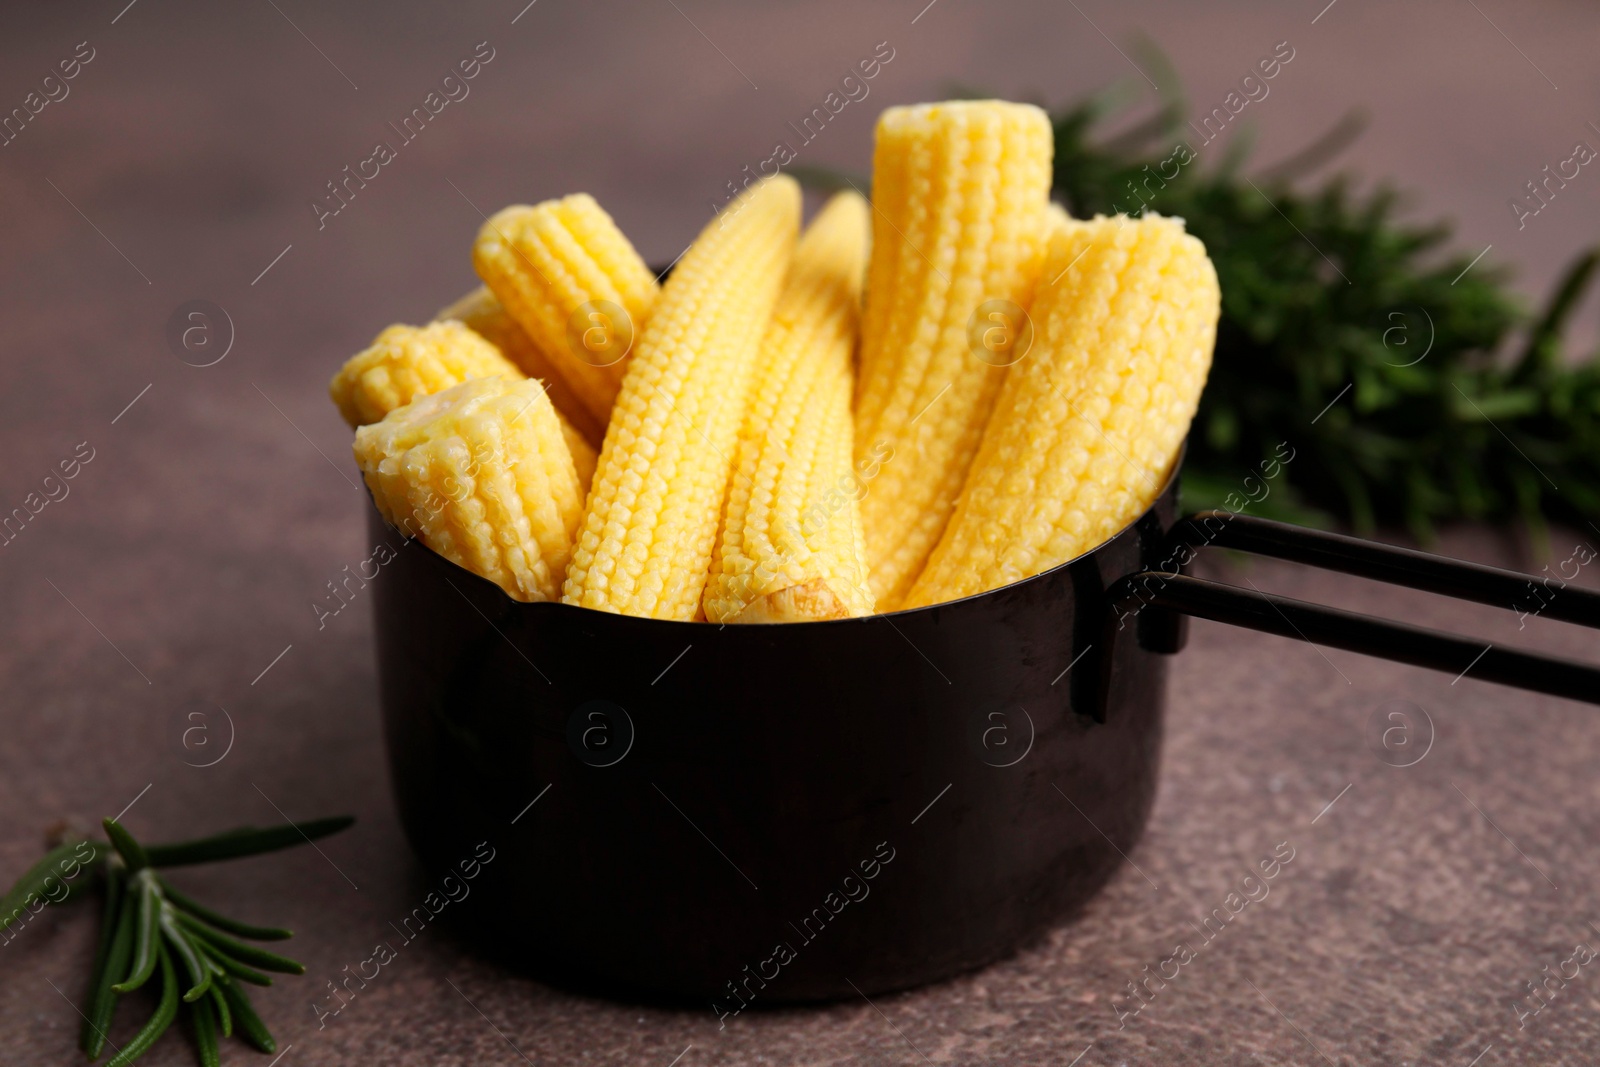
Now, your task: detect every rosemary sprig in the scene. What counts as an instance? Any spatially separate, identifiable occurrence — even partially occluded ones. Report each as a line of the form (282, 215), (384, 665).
(1044, 62), (1600, 542)
(2, 814), (353, 1064)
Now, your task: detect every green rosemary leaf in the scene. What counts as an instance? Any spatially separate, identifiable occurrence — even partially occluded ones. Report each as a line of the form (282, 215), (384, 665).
(144, 816), (355, 868)
(195, 939), (274, 986)
(0, 838), (97, 933)
(190, 994), (221, 1067)
(102, 820), (149, 872)
(105, 943), (180, 1067)
(81, 868), (133, 1060)
(1253, 108), (1368, 184)
(158, 903), (214, 1002)
(208, 981), (234, 1040)
(158, 877), (292, 941)
(174, 911), (305, 974)
(217, 976), (278, 1054)
(112, 871), (161, 994)
(1514, 249), (1599, 382)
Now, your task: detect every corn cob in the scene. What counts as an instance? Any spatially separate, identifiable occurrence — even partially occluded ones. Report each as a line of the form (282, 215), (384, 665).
(330, 319), (597, 489)
(567, 421), (599, 487)
(555, 408), (598, 490)
(473, 194), (660, 428)
(562, 176), (800, 619)
(853, 100), (1055, 610)
(329, 320), (522, 429)
(435, 285), (605, 447)
(703, 191), (874, 623)
(904, 213), (1220, 608)
(354, 377), (587, 602)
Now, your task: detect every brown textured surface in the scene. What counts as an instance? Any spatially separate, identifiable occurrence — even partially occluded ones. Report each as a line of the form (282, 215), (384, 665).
(2, 1), (1599, 1064)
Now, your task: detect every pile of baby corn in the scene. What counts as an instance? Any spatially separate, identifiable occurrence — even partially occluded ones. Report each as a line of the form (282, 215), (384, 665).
(330, 100), (1221, 622)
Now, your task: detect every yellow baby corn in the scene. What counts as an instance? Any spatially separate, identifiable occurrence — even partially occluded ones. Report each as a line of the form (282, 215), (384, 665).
(329, 318), (597, 489)
(852, 100), (1054, 610)
(354, 377), (587, 603)
(905, 213), (1221, 608)
(559, 418), (598, 490)
(562, 176), (800, 620)
(473, 194), (659, 428)
(329, 320), (522, 429)
(703, 191), (874, 623)
(435, 285), (604, 447)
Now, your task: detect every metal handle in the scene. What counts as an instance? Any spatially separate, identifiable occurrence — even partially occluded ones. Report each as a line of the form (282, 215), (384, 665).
(1099, 511), (1600, 712)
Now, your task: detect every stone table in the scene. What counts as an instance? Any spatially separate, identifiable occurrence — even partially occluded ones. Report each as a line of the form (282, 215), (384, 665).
(2, 1), (1598, 1063)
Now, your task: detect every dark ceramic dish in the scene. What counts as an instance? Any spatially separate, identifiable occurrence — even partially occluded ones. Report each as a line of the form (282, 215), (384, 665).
(368, 460), (1599, 1006)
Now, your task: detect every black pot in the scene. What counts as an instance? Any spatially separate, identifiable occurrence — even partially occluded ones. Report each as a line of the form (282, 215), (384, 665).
(367, 464), (1599, 1009)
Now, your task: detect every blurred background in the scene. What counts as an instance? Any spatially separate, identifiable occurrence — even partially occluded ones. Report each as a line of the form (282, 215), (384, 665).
(3, 1), (1599, 1064)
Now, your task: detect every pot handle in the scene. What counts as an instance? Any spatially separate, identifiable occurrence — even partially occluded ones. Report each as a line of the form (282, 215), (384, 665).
(1097, 510), (1600, 713)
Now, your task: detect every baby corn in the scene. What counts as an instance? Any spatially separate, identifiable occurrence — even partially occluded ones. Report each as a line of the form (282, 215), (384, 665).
(435, 285), (605, 447)
(852, 100), (1054, 610)
(330, 318), (596, 488)
(562, 176), (800, 620)
(354, 377), (588, 603)
(905, 214), (1220, 608)
(329, 320), (522, 429)
(473, 194), (659, 428)
(703, 191), (874, 623)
